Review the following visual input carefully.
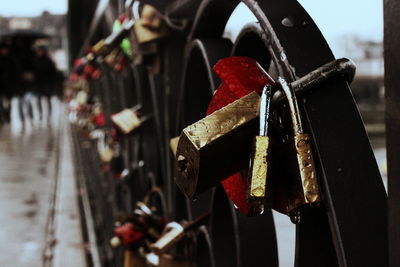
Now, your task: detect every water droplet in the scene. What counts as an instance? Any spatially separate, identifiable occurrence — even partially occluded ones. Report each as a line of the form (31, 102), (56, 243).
(289, 210), (301, 224)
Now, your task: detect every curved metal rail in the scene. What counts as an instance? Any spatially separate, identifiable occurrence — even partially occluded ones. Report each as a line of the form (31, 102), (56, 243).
(69, 0), (388, 266)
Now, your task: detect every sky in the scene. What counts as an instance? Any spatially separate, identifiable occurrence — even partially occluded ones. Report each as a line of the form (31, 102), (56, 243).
(298, 0), (383, 41)
(0, 0), (383, 40)
(228, 0), (383, 41)
(0, 0), (383, 46)
(0, 0), (67, 17)
(225, 0), (383, 58)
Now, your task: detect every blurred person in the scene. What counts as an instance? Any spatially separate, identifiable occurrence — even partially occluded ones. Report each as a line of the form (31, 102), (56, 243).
(0, 41), (15, 123)
(33, 45), (58, 119)
(12, 38), (39, 122)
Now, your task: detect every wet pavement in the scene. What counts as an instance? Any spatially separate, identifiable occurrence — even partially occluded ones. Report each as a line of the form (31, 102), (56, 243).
(0, 98), (85, 267)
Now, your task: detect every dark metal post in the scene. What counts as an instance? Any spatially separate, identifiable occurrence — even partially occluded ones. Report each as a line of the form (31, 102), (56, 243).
(67, 0), (99, 66)
(385, 0), (400, 266)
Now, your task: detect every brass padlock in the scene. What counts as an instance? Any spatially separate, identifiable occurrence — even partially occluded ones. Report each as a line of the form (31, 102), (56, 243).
(247, 85), (273, 210)
(111, 105), (144, 134)
(278, 77), (321, 222)
(175, 92), (260, 200)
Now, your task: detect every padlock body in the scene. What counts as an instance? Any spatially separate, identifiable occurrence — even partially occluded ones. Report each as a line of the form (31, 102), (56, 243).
(175, 92), (260, 199)
(151, 223), (185, 254)
(247, 135), (272, 206)
(269, 132), (321, 214)
(111, 109), (142, 134)
(294, 133), (321, 204)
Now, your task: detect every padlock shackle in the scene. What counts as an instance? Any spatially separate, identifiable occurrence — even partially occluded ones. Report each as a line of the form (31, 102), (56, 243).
(272, 58), (356, 106)
(292, 57), (356, 90)
(278, 77), (303, 135)
(259, 85), (273, 136)
(183, 212), (210, 231)
(130, 104), (142, 113)
(104, 19), (135, 48)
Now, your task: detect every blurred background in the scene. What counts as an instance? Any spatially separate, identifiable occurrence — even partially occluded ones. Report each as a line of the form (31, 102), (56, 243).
(0, 0), (384, 150)
(0, 1), (68, 71)
(0, 1), (385, 266)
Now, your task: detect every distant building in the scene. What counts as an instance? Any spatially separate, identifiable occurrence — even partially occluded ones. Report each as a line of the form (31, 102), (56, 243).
(0, 11), (68, 71)
(335, 35), (384, 107)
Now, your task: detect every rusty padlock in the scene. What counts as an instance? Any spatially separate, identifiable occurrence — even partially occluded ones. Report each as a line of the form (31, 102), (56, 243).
(175, 92), (261, 200)
(277, 77), (322, 223)
(247, 85), (274, 211)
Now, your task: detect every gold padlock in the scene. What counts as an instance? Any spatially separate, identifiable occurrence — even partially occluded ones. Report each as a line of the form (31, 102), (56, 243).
(277, 77), (321, 222)
(175, 91), (260, 200)
(247, 85), (274, 210)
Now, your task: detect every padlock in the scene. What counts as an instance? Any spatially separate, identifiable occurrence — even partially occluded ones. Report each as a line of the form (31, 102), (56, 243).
(129, 201), (166, 241)
(174, 57), (354, 216)
(143, 251), (159, 267)
(92, 19), (135, 58)
(92, 105), (106, 128)
(169, 136), (180, 156)
(104, 48), (122, 66)
(111, 105), (148, 134)
(150, 212), (209, 255)
(277, 76), (321, 222)
(112, 222), (145, 249)
(150, 222), (185, 254)
(99, 146), (113, 163)
(175, 91), (261, 200)
(247, 85), (274, 211)
(111, 201), (166, 250)
(97, 132), (113, 163)
(104, 47), (128, 72)
(89, 129), (105, 140)
(134, 5), (167, 44)
(82, 62), (101, 80)
(76, 90), (88, 105)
